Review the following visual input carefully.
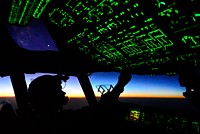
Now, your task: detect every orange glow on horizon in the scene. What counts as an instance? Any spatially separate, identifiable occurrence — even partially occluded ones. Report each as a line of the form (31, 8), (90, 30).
(67, 93), (184, 99)
(120, 93), (184, 98)
(0, 93), (15, 97)
(0, 95), (184, 99)
(0, 93), (184, 99)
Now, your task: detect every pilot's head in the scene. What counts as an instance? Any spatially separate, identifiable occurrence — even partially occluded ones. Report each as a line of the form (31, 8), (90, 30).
(28, 75), (69, 115)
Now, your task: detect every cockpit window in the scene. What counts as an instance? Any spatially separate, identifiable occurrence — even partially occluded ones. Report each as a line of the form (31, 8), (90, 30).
(7, 19), (58, 51)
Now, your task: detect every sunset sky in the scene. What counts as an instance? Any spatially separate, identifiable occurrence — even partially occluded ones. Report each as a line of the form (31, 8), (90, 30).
(0, 72), (186, 98)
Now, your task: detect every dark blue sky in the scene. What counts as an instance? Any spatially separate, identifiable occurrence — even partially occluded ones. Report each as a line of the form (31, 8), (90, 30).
(8, 19), (58, 51)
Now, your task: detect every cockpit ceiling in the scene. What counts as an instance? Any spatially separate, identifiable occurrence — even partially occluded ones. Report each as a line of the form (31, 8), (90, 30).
(7, 0), (200, 75)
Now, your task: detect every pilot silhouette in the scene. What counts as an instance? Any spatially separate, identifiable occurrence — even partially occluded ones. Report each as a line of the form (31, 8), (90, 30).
(26, 74), (70, 133)
(178, 65), (200, 108)
(95, 72), (132, 129)
(27, 74), (69, 118)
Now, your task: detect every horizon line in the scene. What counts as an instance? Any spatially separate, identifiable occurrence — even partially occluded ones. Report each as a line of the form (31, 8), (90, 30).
(0, 96), (185, 99)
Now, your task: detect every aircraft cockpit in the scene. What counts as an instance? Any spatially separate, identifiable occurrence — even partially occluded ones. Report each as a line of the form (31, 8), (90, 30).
(0, 0), (200, 133)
